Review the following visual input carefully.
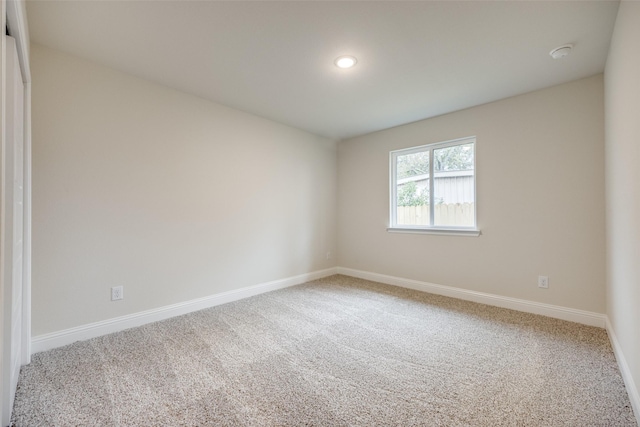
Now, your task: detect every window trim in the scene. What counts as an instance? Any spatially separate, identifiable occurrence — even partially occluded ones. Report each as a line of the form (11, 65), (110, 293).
(388, 136), (479, 235)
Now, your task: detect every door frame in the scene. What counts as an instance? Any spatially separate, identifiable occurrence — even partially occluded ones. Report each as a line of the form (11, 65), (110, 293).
(1, 0), (31, 425)
(6, 0), (31, 366)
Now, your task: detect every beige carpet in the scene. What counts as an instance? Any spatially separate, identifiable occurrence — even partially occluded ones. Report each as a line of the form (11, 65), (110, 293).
(11, 275), (637, 426)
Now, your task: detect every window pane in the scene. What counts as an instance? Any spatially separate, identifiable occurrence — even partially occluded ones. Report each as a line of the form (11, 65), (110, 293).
(396, 151), (430, 226)
(433, 143), (474, 227)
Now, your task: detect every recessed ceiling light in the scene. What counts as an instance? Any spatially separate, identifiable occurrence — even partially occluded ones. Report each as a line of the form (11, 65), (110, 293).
(549, 44), (573, 60)
(334, 56), (357, 69)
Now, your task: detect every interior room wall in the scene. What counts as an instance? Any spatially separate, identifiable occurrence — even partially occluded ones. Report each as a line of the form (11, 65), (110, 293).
(30, 44), (337, 336)
(604, 0), (640, 414)
(338, 75), (605, 314)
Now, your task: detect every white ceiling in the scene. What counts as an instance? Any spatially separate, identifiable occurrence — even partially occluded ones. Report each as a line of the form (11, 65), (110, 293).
(26, 1), (619, 140)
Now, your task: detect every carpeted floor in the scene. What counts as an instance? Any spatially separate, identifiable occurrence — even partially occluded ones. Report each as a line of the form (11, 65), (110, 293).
(11, 275), (637, 426)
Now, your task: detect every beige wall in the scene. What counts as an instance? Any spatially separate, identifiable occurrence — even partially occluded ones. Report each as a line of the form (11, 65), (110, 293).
(31, 44), (337, 336)
(338, 75), (605, 313)
(605, 1), (640, 413)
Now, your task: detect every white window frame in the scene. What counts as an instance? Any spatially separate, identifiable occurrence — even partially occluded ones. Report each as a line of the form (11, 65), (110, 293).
(388, 136), (479, 236)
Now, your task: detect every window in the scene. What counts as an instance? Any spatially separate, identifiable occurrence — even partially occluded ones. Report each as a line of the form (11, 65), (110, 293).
(389, 136), (478, 235)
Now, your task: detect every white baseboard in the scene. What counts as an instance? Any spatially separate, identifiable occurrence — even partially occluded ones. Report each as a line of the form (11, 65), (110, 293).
(606, 318), (640, 425)
(337, 267), (606, 328)
(31, 267), (338, 354)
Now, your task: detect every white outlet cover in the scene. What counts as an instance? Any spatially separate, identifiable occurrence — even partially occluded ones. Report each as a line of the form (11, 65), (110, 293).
(111, 286), (124, 301)
(538, 276), (549, 289)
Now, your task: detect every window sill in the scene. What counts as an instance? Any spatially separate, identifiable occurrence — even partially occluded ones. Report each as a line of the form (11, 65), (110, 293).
(387, 227), (481, 237)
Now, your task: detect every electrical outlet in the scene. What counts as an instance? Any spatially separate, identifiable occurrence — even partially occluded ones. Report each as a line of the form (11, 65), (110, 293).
(111, 286), (124, 301)
(326, 251), (332, 260)
(538, 276), (549, 289)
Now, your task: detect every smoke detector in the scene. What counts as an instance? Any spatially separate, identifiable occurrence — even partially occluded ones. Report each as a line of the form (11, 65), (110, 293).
(549, 44), (573, 60)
